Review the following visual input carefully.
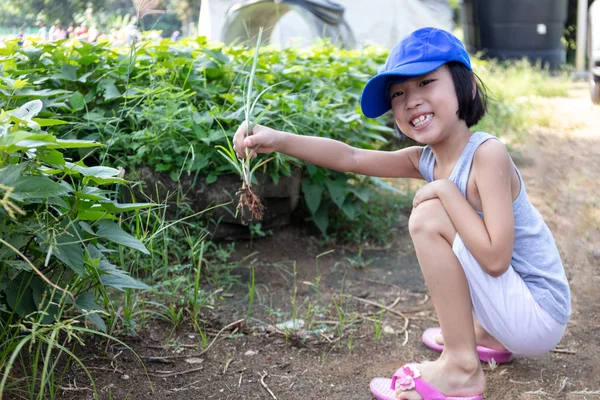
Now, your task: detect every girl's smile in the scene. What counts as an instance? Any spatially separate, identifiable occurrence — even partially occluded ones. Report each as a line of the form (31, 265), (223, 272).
(410, 112), (434, 128)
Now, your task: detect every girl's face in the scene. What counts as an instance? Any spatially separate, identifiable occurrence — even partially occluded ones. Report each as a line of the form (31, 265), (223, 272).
(388, 66), (466, 145)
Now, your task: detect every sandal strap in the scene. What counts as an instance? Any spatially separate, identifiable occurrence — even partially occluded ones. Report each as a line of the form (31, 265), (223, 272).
(414, 377), (448, 399)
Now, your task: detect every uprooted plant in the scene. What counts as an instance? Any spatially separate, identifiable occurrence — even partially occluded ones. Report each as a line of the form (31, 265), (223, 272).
(217, 27), (282, 222)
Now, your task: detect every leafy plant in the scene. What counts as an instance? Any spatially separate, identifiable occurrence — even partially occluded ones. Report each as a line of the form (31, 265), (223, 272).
(0, 99), (154, 395)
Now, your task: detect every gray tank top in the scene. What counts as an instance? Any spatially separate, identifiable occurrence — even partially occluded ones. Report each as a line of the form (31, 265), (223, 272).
(418, 131), (571, 324)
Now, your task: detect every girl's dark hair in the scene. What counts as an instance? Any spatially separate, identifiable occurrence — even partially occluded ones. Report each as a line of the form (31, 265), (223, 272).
(447, 61), (487, 127)
(393, 62), (488, 139)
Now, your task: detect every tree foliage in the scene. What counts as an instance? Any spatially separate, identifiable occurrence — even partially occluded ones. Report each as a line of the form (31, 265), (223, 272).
(0, 0), (104, 27)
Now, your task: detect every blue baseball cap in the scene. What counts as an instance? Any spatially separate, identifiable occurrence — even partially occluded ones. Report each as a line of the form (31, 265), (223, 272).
(360, 27), (472, 118)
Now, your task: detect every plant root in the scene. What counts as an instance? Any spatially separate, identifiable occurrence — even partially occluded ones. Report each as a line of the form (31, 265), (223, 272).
(237, 185), (264, 222)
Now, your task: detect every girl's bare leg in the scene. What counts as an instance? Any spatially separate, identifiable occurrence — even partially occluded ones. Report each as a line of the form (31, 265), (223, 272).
(396, 199), (485, 400)
(435, 318), (508, 351)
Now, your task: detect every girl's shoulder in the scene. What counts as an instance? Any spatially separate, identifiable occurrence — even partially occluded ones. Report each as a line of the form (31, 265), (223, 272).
(474, 135), (508, 156)
(472, 136), (514, 177)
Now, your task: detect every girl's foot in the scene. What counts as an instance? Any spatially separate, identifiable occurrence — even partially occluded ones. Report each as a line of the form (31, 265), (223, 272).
(435, 320), (507, 351)
(395, 358), (485, 400)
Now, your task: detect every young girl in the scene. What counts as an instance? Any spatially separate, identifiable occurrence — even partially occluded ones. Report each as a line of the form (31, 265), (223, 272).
(232, 27), (571, 400)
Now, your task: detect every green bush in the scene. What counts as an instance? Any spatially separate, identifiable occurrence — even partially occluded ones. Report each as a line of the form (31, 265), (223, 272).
(0, 37), (401, 240)
(0, 99), (153, 329)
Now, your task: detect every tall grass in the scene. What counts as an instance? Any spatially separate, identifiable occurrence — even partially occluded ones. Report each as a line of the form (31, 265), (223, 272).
(473, 57), (571, 141)
(0, 292), (151, 400)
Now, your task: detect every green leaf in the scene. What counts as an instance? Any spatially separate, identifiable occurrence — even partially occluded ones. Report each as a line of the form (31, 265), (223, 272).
(0, 235), (27, 261)
(15, 88), (71, 98)
(312, 203), (329, 234)
(30, 277), (58, 323)
(53, 65), (78, 81)
(77, 211), (117, 221)
(50, 139), (103, 149)
(72, 187), (111, 201)
(94, 220), (149, 254)
(96, 201), (156, 213)
(78, 166), (121, 178)
(75, 292), (107, 332)
(206, 173), (218, 184)
(32, 118), (69, 127)
(52, 227), (86, 275)
(99, 78), (121, 100)
(100, 272), (151, 291)
(301, 180), (324, 215)
(353, 187), (371, 203)
(155, 163), (171, 172)
(89, 246), (151, 291)
(79, 221), (95, 235)
(12, 79), (28, 90)
(78, 71), (94, 82)
(3, 260), (31, 273)
(69, 91), (86, 111)
(39, 149), (65, 165)
(4, 278), (36, 317)
(0, 165), (71, 202)
(325, 178), (349, 209)
(341, 201), (358, 220)
(64, 164), (125, 185)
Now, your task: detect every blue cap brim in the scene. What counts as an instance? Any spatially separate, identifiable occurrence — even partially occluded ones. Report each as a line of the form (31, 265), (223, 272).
(360, 60), (446, 118)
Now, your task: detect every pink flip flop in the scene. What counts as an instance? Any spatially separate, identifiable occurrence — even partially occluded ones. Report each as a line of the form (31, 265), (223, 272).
(422, 327), (512, 364)
(370, 363), (483, 400)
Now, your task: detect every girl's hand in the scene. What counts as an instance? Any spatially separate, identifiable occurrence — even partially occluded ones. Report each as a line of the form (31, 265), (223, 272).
(413, 180), (451, 208)
(233, 122), (281, 159)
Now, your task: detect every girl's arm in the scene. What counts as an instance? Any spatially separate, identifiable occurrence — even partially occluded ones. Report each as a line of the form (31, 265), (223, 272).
(233, 122), (424, 179)
(415, 139), (515, 277)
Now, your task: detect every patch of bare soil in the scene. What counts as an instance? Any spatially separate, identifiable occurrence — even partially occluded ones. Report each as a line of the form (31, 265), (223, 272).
(61, 84), (600, 400)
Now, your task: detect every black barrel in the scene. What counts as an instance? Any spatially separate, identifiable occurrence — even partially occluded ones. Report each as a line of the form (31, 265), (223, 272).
(461, 0), (568, 69)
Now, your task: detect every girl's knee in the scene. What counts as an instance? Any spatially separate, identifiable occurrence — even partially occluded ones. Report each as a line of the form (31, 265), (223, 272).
(409, 199), (454, 239)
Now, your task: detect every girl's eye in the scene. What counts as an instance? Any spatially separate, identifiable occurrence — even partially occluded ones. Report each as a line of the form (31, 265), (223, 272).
(391, 91), (403, 100)
(419, 79), (434, 87)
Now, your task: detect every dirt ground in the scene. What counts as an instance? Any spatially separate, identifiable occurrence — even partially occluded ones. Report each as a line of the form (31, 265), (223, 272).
(60, 83), (600, 400)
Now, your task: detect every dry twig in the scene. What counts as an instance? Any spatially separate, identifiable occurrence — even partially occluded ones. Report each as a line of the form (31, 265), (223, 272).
(550, 348), (577, 354)
(149, 367), (204, 378)
(350, 295), (410, 332)
(258, 371), (277, 399)
(140, 354), (199, 360)
(198, 319), (244, 357)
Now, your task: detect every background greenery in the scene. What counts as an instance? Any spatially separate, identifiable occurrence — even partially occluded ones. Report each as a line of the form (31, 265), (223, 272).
(1, 0), (598, 62)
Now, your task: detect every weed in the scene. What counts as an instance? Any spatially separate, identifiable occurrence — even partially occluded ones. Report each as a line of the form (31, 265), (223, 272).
(290, 262), (299, 329)
(246, 266), (256, 320)
(249, 223), (271, 239)
(332, 271), (349, 345)
(347, 331), (354, 353)
(334, 248), (373, 270)
(373, 305), (385, 342)
(217, 27), (278, 222)
(314, 249), (334, 305)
